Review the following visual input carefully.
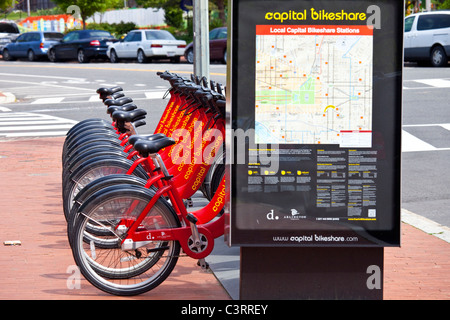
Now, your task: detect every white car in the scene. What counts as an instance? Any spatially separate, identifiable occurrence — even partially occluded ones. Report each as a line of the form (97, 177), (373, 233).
(404, 11), (450, 67)
(107, 29), (186, 63)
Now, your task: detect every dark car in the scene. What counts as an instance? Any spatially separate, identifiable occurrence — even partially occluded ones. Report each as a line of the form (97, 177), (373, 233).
(48, 29), (117, 63)
(184, 27), (227, 64)
(0, 21), (20, 54)
(2, 31), (64, 61)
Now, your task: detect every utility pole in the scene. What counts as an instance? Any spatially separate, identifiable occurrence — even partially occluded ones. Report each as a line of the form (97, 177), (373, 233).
(193, 0), (210, 81)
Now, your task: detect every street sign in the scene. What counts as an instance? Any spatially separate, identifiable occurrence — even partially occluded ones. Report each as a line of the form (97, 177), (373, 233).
(225, 0), (403, 247)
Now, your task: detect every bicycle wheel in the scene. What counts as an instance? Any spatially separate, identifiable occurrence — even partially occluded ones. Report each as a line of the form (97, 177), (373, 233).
(63, 141), (126, 169)
(63, 149), (132, 183)
(71, 186), (181, 295)
(64, 138), (124, 164)
(66, 118), (109, 137)
(63, 157), (148, 221)
(66, 175), (148, 246)
(64, 125), (116, 147)
(66, 132), (122, 153)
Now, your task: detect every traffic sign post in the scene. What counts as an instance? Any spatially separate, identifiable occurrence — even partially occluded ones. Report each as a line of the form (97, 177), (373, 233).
(225, 0), (403, 299)
(193, 0), (210, 80)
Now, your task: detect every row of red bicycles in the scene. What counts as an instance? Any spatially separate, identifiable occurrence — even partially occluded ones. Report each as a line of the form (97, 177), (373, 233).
(62, 71), (226, 296)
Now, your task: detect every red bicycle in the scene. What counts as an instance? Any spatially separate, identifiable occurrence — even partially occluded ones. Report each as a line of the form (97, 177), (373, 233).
(66, 73), (227, 296)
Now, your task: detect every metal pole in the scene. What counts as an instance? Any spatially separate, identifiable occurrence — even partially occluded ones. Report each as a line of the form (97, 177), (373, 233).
(193, 0), (210, 81)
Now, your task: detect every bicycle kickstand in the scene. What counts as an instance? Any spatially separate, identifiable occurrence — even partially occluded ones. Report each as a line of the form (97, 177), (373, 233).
(187, 213), (210, 270)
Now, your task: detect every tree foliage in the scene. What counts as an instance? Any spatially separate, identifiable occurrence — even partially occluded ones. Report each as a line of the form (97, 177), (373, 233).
(136, 0), (227, 28)
(432, 0), (450, 9)
(52, 0), (121, 29)
(0, 0), (16, 12)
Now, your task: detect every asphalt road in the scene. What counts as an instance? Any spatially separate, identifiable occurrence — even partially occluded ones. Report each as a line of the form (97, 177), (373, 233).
(0, 59), (449, 229)
(401, 65), (450, 228)
(0, 60), (227, 135)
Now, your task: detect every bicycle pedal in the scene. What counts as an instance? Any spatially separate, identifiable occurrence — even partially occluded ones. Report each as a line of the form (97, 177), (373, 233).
(197, 259), (209, 270)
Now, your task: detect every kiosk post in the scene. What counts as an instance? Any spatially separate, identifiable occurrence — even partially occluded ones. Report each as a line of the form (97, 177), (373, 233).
(225, 0), (403, 299)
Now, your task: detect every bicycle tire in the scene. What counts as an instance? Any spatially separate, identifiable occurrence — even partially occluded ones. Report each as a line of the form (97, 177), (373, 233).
(63, 142), (126, 169)
(64, 138), (124, 163)
(63, 156), (148, 221)
(71, 186), (181, 295)
(62, 150), (135, 191)
(67, 174), (148, 246)
(66, 132), (122, 153)
(65, 121), (114, 139)
(63, 149), (131, 181)
(65, 125), (116, 147)
(210, 163), (224, 198)
(66, 118), (109, 137)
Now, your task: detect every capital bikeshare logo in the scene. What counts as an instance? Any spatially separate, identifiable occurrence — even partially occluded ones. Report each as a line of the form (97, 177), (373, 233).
(266, 209), (359, 244)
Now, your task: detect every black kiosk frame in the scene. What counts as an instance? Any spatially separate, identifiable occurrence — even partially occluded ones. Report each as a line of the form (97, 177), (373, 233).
(225, 0), (403, 299)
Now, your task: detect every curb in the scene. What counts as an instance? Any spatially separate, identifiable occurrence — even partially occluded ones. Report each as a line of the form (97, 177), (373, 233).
(0, 91), (16, 104)
(401, 208), (450, 243)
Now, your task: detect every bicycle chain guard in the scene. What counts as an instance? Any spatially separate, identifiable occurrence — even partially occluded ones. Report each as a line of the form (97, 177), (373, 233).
(181, 226), (215, 260)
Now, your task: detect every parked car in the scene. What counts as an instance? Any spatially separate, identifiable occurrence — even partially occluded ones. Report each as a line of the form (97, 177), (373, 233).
(2, 31), (64, 61)
(0, 20), (20, 54)
(404, 11), (450, 67)
(184, 27), (227, 64)
(107, 29), (186, 63)
(48, 30), (117, 63)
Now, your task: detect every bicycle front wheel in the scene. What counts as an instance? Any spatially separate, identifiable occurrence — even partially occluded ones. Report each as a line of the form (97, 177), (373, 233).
(71, 186), (181, 296)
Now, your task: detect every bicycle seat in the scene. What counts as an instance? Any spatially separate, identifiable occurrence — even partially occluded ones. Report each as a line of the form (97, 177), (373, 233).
(104, 97), (133, 106)
(128, 133), (167, 146)
(96, 86), (123, 95)
(107, 103), (137, 115)
(133, 136), (176, 157)
(112, 109), (147, 123)
(111, 91), (125, 99)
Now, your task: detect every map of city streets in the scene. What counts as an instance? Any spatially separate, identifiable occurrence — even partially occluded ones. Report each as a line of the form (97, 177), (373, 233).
(255, 25), (373, 148)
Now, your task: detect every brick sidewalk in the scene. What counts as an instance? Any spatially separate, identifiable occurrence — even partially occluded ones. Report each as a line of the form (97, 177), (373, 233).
(0, 136), (449, 300)
(0, 137), (230, 300)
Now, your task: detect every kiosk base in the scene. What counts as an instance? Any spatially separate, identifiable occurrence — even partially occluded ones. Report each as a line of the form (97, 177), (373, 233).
(240, 246), (383, 300)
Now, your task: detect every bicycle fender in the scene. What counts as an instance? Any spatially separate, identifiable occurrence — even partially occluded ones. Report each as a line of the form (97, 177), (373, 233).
(73, 174), (148, 204)
(66, 118), (109, 136)
(76, 184), (151, 214)
(68, 156), (148, 182)
(77, 184), (176, 224)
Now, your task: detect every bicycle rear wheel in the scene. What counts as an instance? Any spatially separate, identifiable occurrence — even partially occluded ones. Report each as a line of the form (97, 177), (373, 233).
(71, 186), (181, 295)
(63, 157), (148, 221)
(66, 175), (148, 246)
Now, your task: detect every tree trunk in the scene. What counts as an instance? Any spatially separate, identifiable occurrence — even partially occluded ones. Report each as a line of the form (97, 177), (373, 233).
(216, 0), (226, 26)
(81, 14), (87, 30)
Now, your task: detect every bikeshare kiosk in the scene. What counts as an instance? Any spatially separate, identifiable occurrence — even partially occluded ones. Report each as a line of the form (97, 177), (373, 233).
(225, 0), (403, 299)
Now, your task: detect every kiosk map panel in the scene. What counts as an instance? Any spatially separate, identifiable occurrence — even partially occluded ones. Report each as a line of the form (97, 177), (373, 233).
(226, 0), (403, 247)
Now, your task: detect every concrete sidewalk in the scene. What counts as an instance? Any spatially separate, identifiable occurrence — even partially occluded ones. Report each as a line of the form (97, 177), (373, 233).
(0, 136), (449, 300)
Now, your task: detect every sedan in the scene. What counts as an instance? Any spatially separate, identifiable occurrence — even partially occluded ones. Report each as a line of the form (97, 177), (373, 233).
(48, 30), (117, 63)
(2, 31), (63, 61)
(184, 27), (227, 64)
(107, 29), (186, 63)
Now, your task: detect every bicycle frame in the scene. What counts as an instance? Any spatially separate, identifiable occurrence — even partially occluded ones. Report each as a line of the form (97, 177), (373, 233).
(117, 152), (226, 260)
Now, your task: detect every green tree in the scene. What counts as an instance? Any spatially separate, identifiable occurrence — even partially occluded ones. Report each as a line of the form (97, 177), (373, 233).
(0, 0), (16, 12)
(136, 0), (227, 28)
(432, 0), (450, 9)
(136, 0), (183, 28)
(53, 0), (121, 29)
